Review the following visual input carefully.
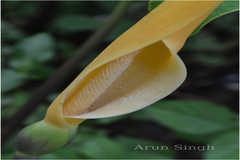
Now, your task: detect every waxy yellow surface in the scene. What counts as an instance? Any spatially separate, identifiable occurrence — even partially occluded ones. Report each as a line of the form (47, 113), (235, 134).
(44, 1), (223, 129)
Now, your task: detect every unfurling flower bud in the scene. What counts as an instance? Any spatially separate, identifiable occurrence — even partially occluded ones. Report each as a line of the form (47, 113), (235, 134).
(15, 120), (78, 158)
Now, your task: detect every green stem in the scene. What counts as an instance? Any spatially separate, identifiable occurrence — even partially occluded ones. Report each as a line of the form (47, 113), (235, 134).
(2, 1), (132, 145)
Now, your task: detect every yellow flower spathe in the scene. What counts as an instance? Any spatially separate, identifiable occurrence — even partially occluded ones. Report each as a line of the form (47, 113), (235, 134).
(44, 1), (223, 129)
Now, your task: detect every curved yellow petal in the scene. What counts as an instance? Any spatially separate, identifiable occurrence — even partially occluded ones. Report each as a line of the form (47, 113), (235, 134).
(65, 1), (222, 84)
(64, 41), (186, 119)
(44, 1), (223, 127)
(44, 91), (84, 128)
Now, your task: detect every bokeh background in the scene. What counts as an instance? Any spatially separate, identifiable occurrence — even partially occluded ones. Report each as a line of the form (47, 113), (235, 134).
(1, 1), (239, 159)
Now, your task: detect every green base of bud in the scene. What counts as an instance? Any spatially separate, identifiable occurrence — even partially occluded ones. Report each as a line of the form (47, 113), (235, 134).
(15, 120), (77, 157)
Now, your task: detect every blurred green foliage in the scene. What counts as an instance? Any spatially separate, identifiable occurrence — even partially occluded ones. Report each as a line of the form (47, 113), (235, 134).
(145, 100), (237, 135)
(1, 1), (239, 159)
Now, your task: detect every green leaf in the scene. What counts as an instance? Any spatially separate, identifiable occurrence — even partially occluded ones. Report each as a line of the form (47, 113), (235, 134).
(79, 136), (126, 158)
(148, 0), (164, 12)
(9, 58), (36, 71)
(191, 1), (239, 36)
(192, 54), (227, 67)
(1, 21), (25, 41)
(1, 91), (30, 119)
(145, 100), (237, 135)
(74, 133), (174, 159)
(1, 69), (26, 93)
(40, 147), (79, 159)
(203, 131), (239, 159)
(51, 15), (101, 34)
(9, 59), (53, 80)
(96, 115), (127, 125)
(211, 11), (239, 32)
(14, 33), (55, 62)
(148, 1), (239, 36)
(183, 34), (221, 51)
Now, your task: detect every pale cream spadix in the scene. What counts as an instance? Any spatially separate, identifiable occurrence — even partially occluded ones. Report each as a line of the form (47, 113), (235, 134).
(44, 1), (223, 127)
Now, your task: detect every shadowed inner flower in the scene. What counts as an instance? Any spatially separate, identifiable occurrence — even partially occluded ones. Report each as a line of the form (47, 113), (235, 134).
(62, 41), (171, 116)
